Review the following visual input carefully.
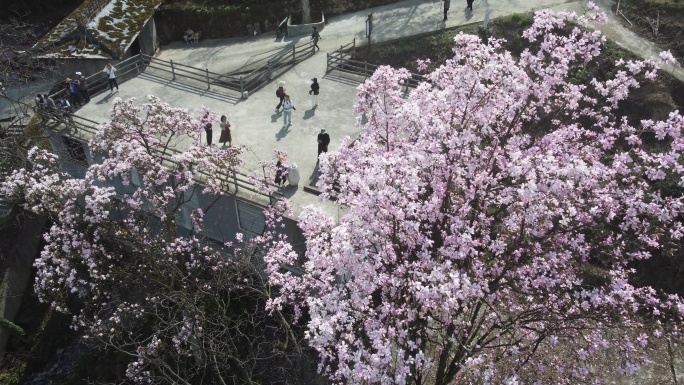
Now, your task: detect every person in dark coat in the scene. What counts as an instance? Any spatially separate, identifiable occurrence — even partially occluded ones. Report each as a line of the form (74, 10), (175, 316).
(203, 112), (213, 146)
(317, 129), (330, 157)
(274, 160), (288, 186)
(309, 78), (320, 107)
(76, 72), (90, 103)
(444, 0), (451, 20)
(466, 0), (473, 12)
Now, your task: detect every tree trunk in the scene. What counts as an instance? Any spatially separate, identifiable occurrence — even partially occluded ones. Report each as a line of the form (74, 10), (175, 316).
(301, 0), (311, 24)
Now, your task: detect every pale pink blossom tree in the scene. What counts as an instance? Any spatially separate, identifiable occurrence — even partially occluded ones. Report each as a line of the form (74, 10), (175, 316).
(2, 96), (320, 385)
(264, 5), (684, 385)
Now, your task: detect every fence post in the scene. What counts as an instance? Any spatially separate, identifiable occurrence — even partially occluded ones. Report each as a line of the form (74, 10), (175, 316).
(292, 45), (296, 64)
(205, 68), (210, 90)
(233, 170), (238, 193)
(170, 59), (176, 80)
(137, 54), (144, 74)
(267, 61), (272, 80)
(353, 38), (356, 56)
(240, 75), (244, 96)
(326, 52), (329, 73)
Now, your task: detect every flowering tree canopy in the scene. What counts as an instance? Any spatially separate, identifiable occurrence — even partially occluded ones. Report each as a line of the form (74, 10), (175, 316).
(1, 96), (319, 384)
(265, 5), (684, 385)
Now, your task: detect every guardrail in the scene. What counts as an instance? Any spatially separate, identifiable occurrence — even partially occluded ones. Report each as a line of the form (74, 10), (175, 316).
(326, 40), (423, 94)
(48, 113), (284, 202)
(140, 39), (316, 97)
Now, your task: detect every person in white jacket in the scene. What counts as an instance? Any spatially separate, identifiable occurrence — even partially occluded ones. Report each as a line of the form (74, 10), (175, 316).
(103, 63), (119, 92)
(282, 95), (296, 127)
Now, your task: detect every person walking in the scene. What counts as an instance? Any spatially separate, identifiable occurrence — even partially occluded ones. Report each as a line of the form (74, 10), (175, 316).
(311, 27), (321, 52)
(317, 128), (330, 158)
(76, 72), (90, 103)
(275, 82), (286, 112)
(466, 0), (473, 12)
(219, 115), (232, 147)
(282, 95), (296, 127)
(309, 78), (320, 107)
(443, 0), (451, 20)
(103, 63), (119, 92)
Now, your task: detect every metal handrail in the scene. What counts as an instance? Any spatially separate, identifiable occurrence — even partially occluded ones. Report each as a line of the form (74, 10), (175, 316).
(59, 113), (283, 200)
(326, 40), (423, 93)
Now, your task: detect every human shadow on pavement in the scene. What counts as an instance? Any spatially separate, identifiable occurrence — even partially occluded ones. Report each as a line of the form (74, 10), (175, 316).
(95, 92), (115, 105)
(307, 161), (321, 188)
(465, 8), (474, 21)
(279, 184), (299, 198)
(303, 108), (316, 120)
(271, 111), (282, 123)
(275, 125), (290, 141)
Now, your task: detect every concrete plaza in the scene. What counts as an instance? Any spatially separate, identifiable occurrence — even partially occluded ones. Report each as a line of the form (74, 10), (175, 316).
(72, 0), (684, 220)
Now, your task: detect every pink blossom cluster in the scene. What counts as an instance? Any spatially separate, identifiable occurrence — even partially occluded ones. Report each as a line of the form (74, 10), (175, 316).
(264, 6), (684, 384)
(1, 96), (253, 383)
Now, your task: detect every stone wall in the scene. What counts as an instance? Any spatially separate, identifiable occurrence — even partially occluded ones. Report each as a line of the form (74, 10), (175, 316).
(154, 0), (401, 42)
(287, 12), (325, 37)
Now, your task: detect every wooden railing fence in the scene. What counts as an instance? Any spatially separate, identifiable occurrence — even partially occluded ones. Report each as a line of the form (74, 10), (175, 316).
(326, 39), (423, 94)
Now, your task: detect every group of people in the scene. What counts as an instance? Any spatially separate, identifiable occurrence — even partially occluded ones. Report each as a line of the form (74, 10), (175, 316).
(63, 72), (90, 108)
(35, 63), (119, 122)
(184, 28), (201, 44)
(35, 93), (74, 121)
(203, 113), (233, 147)
(274, 77), (320, 123)
(274, 78), (329, 158)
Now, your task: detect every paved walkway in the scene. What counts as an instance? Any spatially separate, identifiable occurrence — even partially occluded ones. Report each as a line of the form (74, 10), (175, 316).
(74, 0), (684, 220)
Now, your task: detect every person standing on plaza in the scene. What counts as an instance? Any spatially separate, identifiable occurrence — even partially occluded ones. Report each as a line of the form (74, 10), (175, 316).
(309, 78), (320, 107)
(275, 81), (286, 112)
(203, 112), (213, 146)
(282, 94), (296, 127)
(443, 0), (451, 20)
(317, 128), (330, 158)
(311, 27), (321, 52)
(103, 63), (119, 92)
(219, 115), (232, 147)
(76, 72), (90, 103)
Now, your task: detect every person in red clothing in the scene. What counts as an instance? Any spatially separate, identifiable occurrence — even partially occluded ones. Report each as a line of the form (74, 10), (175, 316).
(275, 81), (286, 112)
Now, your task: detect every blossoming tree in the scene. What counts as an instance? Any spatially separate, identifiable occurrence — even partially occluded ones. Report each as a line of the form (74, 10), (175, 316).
(264, 5), (684, 385)
(2, 96), (319, 385)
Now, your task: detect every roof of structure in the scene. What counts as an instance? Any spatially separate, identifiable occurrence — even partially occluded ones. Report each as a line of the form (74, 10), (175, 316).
(35, 0), (162, 59)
